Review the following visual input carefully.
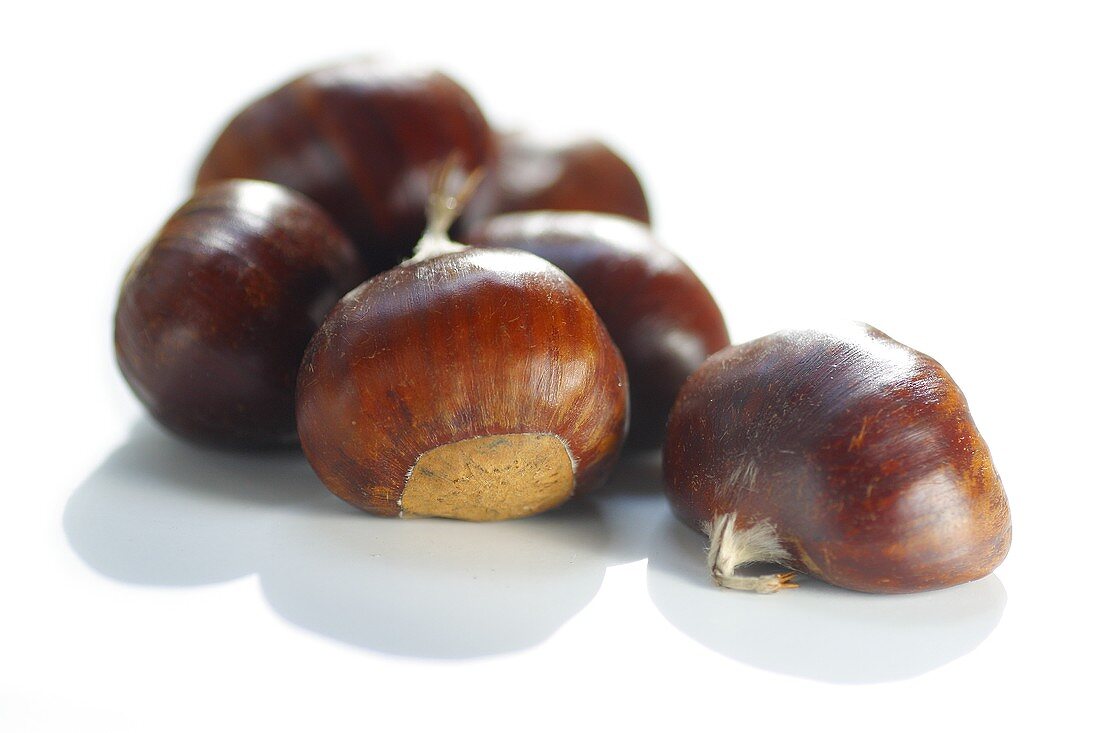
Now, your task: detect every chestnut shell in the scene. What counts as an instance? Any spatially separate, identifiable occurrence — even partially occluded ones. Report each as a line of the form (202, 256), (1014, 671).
(490, 133), (650, 224)
(664, 324), (1011, 593)
(115, 179), (364, 448)
(465, 212), (729, 449)
(297, 247), (629, 517)
(196, 60), (496, 273)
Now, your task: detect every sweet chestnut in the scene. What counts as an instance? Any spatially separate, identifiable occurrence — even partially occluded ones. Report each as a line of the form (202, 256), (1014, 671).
(297, 167), (629, 520)
(466, 212), (729, 449)
(115, 179), (363, 448)
(489, 132), (650, 223)
(663, 324), (1011, 593)
(196, 60), (496, 273)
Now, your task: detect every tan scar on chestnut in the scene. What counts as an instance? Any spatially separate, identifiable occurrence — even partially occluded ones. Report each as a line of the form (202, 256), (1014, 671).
(400, 434), (576, 521)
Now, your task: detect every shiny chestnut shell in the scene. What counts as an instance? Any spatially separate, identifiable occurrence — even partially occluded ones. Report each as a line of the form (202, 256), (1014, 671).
(115, 179), (363, 448)
(490, 133), (650, 223)
(466, 212), (729, 449)
(664, 324), (1011, 593)
(296, 247), (629, 520)
(196, 61), (496, 273)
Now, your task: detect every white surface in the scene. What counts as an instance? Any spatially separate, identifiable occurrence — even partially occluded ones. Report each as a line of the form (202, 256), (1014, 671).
(3, 1), (1097, 730)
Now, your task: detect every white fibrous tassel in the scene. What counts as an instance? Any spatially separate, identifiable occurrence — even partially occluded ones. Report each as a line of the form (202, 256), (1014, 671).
(705, 513), (799, 593)
(408, 154), (486, 263)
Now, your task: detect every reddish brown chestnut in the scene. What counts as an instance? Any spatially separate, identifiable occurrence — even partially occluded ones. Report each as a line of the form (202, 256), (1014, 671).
(297, 167), (629, 521)
(115, 179), (364, 448)
(488, 132), (650, 224)
(196, 60), (495, 273)
(663, 324), (1011, 593)
(465, 212), (729, 450)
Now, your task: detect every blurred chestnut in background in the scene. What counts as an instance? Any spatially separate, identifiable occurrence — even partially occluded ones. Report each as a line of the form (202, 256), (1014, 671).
(195, 60), (496, 273)
(297, 169), (629, 521)
(466, 212), (728, 450)
(664, 324), (1011, 593)
(486, 132), (650, 224)
(115, 179), (364, 448)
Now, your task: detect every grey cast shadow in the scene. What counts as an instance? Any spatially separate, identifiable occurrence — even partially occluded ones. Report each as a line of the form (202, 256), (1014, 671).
(63, 419), (668, 659)
(261, 449), (669, 658)
(646, 515), (1008, 684)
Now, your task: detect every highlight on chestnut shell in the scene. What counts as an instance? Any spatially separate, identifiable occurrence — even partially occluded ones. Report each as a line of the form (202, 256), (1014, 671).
(114, 179), (365, 448)
(487, 132), (650, 224)
(465, 211), (729, 450)
(195, 59), (497, 274)
(663, 323), (1011, 594)
(296, 162), (629, 521)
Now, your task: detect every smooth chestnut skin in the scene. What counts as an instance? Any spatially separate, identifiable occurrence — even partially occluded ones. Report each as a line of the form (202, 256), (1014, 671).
(465, 212), (729, 450)
(196, 61), (496, 273)
(115, 179), (364, 448)
(664, 324), (1011, 593)
(488, 133), (650, 224)
(297, 247), (629, 518)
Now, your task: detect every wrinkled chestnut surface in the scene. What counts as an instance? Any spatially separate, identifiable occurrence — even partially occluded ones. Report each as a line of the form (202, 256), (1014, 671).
(664, 324), (1011, 593)
(196, 60), (496, 273)
(489, 133), (650, 224)
(466, 212), (728, 449)
(115, 179), (363, 448)
(297, 247), (629, 519)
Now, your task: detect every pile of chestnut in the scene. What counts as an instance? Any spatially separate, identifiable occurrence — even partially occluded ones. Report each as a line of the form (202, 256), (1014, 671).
(115, 59), (1010, 594)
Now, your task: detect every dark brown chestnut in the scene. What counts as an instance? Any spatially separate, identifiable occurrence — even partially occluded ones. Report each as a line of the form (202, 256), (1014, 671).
(487, 132), (650, 224)
(115, 179), (364, 448)
(196, 60), (496, 273)
(663, 324), (1011, 593)
(465, 212), (729, 450)
(297, 170), (629, 521)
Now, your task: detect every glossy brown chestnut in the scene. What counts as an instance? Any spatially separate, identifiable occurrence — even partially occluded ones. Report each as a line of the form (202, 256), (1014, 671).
(115, 179), (364, 448)
(465, 212), (729, 450)
(487, 132), (650, 224)
(663, 324), (1011, 594)
(195, 60), (496, 273)
(297, 243), (629, 520)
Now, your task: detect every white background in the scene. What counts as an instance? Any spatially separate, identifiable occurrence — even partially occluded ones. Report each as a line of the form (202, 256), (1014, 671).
(3, 1), (1097, 730)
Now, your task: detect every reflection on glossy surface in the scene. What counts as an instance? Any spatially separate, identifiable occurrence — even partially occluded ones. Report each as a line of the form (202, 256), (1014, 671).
(647, 515), (1008, 683)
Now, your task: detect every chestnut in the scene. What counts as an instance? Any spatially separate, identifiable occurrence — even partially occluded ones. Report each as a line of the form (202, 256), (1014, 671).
(488, 132), (650, 224)
(297, 167), (629, 521)
(196, 60), (496, 273)
(465, 212), (729, 450)
(663, 324), (1011, 593)
(115, 179), (364, 448)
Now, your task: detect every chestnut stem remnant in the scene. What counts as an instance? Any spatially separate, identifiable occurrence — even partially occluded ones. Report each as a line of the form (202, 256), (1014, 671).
(196, 60), (496, 273)
(410, 155), (487, 262)
(706, 513), (799, 594)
